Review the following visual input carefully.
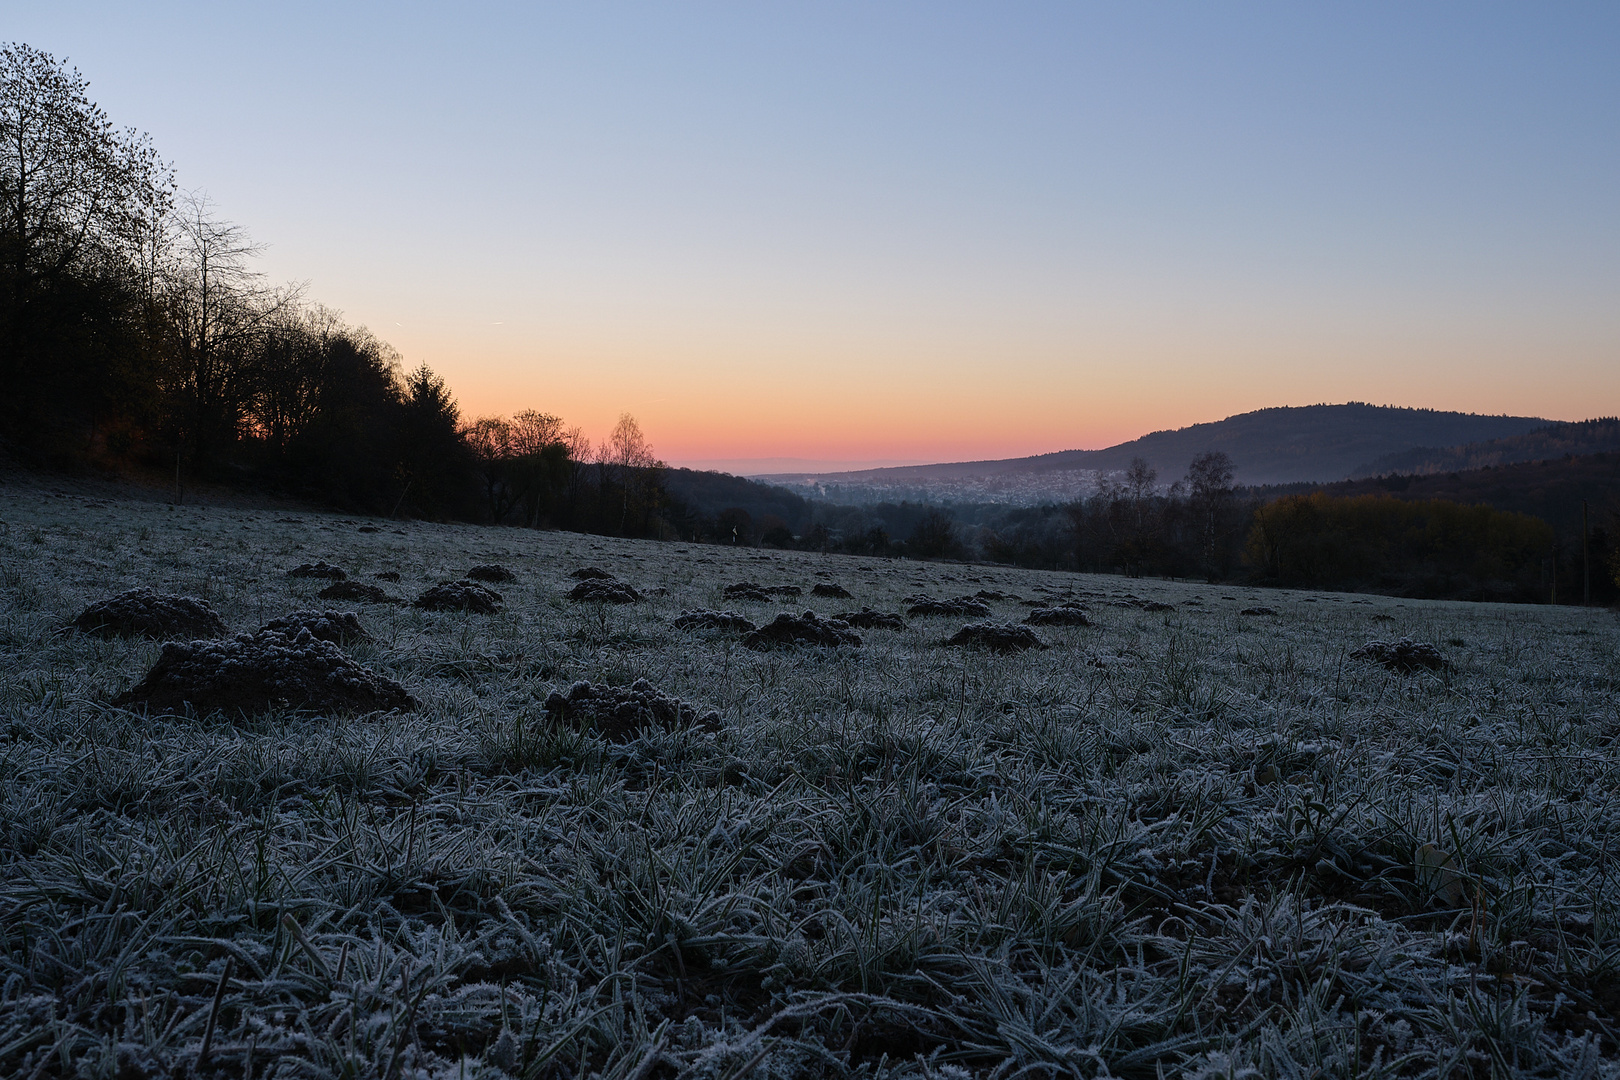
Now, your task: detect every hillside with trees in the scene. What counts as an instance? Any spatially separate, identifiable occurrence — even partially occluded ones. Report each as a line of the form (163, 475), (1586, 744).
(765, 403), (1551, 490)
(1348, 418), (1620, 478)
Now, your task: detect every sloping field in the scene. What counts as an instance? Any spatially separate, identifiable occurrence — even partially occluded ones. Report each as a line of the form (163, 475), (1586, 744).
(1, 485), (1617, 1078)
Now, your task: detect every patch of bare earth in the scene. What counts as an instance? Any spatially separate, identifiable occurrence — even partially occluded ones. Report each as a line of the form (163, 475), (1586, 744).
(112, 627), (413, 716)
(71, 588), (228, 639)
(543, 679), (720, 741)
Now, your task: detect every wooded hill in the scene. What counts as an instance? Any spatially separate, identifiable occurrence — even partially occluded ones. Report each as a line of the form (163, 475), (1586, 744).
(1348, 418), (1620, 479)
(1254, 450), (1620, 538)
(765, 403), (1550, 488)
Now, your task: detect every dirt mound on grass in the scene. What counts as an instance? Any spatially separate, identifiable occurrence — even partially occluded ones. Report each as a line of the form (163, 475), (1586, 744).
(946, 622), (1048, 653)
(672, 610), (757, 634)
(1023, 606), (1091, 627)
(467, 564), (516, 583)
(811, 582), (853, 598)
(570, 566), (616, 580)
(286, 561), (346, 580)
(260, 610), (369, 645)
(1351, 638), (1447, 673)
(543, 679), (720, 742)
(834, 608), (907, 631)
(722, 584), (770, 603)
(113, 627), (413, 716)
(72, 589), (229, 640)
(1240, 606), (1279, 617)
(907, 596), (992, 618)
(725, 582), (801, 601)
(318, 581), (396, 603)
(567, 578), (642, 603)
(414, 580), (504, 613)
(743, 611), (861, 650)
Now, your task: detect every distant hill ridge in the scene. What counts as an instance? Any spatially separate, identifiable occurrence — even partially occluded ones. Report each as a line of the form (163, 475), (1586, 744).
(1348, 418), (1620, 478)
(761, 404), (1551, 487)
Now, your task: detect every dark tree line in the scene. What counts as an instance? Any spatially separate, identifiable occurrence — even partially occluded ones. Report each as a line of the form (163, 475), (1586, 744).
(1, 44), (686, 537)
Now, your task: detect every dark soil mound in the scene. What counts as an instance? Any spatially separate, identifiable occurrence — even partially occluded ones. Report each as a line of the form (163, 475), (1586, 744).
(1142, 601), (1176, 612)
(318, 581), (395, 603)
(357, 525), (380, 533)
(543, 679), (720, 742)
(1240, 606), (1279, 617)
(976, 590), (1021, 601)
(1351, 638), (1447, 673)
(722, 584), (771, 603)
(113, 627), (413, 716)
(72, 589), (229, 640)
(260, 609), (369, 645)
(743, 611), (861, 650)
(567, 578), (642, 603)
(414, 580), (504, 613)
(1023, 606), (1091, 627)
(286, 561), (346, 580)
(947, 622), (1048, 653)
(467, 564), (516, 583)
(811, 582), (853, 598)
(834, 608), (907, 631)
(672, 610), (757, 634)
(373, 571), (401, 582)
(907, 596), (992, 618)
(570, 566), (617, 580)
(725, 582), (801, 600)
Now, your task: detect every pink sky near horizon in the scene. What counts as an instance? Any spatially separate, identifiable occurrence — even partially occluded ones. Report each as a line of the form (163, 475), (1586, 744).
(415, 318), (1609, 472)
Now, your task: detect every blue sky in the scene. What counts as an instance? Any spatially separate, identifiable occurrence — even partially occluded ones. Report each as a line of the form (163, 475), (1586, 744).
(12, 3), (1619, 470)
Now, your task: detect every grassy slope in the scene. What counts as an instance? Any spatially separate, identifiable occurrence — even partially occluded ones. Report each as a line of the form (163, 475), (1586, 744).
(1, 483), (1618, 1078)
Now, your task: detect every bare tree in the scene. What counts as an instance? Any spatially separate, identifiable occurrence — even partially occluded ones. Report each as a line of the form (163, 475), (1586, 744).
(157, 194), (296, 471)
(1186, 450), (1236, 576)
(602, 413), (662, 533)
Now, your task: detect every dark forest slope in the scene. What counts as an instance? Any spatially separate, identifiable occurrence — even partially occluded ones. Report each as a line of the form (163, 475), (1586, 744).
(1254, 450), (1620, 537)
(1349, 418), (1620, 478)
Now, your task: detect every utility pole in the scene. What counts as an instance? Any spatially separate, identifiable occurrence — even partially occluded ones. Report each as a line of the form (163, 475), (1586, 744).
(1582, 500), (1591, 606)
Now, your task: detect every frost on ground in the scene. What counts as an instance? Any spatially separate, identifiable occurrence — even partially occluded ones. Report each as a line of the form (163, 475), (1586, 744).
(1, 484), (1619, 1078)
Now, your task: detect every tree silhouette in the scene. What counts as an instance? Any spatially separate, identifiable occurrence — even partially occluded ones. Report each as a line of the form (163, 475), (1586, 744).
(1, 43), (172, 447)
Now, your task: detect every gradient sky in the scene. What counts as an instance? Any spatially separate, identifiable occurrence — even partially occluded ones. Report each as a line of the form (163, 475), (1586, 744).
(12, 3), (1620, 472)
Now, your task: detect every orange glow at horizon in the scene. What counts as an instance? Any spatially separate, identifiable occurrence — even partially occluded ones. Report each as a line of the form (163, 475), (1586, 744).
(393, 321), (1613, 472)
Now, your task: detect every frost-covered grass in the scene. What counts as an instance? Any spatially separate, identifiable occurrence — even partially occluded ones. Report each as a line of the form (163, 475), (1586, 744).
(1, 483), (1618, 1078)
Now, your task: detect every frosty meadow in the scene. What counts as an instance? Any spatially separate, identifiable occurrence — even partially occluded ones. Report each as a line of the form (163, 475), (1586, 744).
(1, 483), (1618, 1077)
